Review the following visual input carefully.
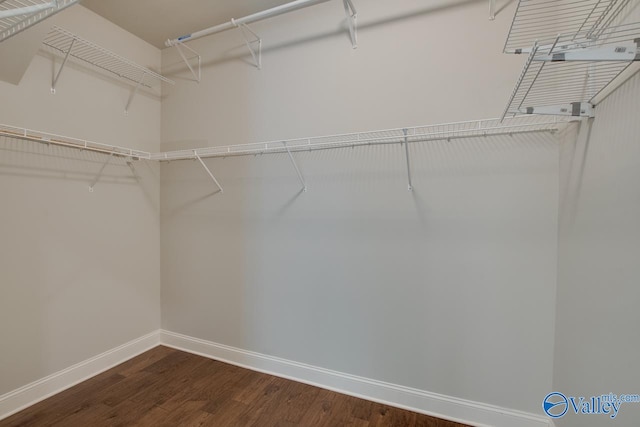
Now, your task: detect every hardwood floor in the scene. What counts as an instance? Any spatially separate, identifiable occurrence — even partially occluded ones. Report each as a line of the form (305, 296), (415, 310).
(0, 346), (469, 427)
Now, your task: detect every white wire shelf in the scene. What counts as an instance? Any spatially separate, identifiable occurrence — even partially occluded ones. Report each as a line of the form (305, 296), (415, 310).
(0, 116), (568, 163)
(504, 0), (633, 53)
(151, 116), (567, 161)
(42, 26), (175, 90)
(502, 21), (640, 120)
(0, 117), (568, 193)
(0, 123), (152, 159)
(0, 0), (79, 43)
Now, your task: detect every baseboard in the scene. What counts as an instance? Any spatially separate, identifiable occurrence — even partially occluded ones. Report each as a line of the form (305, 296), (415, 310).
(160, 330), (552, 427)
(0, 330), (160, 421)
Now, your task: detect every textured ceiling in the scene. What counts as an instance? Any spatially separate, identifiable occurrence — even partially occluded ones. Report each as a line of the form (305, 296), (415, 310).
(82, 0), (292, 49)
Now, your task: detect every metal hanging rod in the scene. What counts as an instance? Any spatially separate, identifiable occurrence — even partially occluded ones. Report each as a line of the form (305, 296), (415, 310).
(150, 116), (567, 162)
(165, 0), (331, 47)
(165, 0), (357, 73)
(0, 123), (152, 159)
(42, 26), (175, 96)
(0, 0), (79, 43)
(504, 0), (633, 54)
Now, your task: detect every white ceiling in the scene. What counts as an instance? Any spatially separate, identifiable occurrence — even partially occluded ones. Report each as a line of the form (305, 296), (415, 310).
(82, 0), (292, 49)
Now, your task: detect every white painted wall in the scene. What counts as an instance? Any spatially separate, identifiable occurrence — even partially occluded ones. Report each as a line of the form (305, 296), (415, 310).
(0, 6), (161, 395)
(161, 0), (560, 417)
(553, 72), (640, 427)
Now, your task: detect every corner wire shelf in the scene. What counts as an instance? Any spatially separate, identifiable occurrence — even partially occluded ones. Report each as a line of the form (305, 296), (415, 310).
(0, 123), (152, 159)
(42, 26), (175, 111)
(0, 0), (79, 43)
(502, 21), (640, 120)
(150, 115), (567, 161)
(1, 116), (568, 193)
(504, 0), (633, 54)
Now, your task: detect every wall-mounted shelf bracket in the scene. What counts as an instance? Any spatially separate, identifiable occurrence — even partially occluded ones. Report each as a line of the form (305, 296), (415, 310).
(173, 41), (201, 83)
(125, 72), (146, 115)
(233, 19), (262, 70)
(513, 103), (595, 118)
(343, 0), (357, 49)
(51, 36), (75, 94)
(283, 142), (307, 192)
(489, 0), (496, 20)
(89, 152), (114, 192)
(402, 128), (412, 191)
(533, 40), (640, 62)
(194, 151), (224, 193)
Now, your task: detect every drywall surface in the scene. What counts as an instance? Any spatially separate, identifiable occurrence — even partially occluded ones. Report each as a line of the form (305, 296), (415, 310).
(161, 0), (559, 415)
(553, 72), (640, 427)
(0, 6), (161, 395)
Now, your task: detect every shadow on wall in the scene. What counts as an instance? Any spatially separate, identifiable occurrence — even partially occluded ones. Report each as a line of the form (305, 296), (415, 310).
(0, 136), (159, 212)
(160, 129), (560, 406)
(163, 0), (487, 77)
(558, 120), (592, 232)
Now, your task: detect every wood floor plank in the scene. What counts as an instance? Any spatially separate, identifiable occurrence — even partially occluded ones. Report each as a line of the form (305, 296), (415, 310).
(115, 346), (177, 377)
(0, 346), (470, 427)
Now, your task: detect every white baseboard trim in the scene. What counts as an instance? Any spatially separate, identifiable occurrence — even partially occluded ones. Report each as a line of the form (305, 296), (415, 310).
(160, 329), (551, 427)
(0, 330), (160, 421)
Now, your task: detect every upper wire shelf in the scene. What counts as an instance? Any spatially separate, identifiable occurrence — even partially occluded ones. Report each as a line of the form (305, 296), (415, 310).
(502, 21), (640, 120)
(42, 26), (175, 89)
(504, 0), (633, 53)
(0, 0), (79, 43)
(151, 115), (567, 161)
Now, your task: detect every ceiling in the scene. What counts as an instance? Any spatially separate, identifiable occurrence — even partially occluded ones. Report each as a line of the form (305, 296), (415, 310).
(82, 0), (292, 49)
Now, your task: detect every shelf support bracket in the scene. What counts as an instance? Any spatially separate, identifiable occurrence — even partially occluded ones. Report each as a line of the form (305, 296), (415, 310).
(194, 152), (224, 193)
(513, 102), (595, 118)
(89, 152), (114, 192)
(533, 41), (640, 62)
(174, 41), (201, 82)
(343, 0), (358, 49)
(234, 20), (262, 70)
(283, 142), (307, 192)
(489, 0), (496, 20)
(125, 72), (146, 115)
(51, 36), (75, 94)
(402, 129), (413, 191)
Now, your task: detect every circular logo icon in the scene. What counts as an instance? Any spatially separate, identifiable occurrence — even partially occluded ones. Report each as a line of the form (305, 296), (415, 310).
(543, 392), (568, 418)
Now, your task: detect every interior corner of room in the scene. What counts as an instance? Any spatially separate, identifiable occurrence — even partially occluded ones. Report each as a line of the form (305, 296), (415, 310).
(1, 1), (640, 426)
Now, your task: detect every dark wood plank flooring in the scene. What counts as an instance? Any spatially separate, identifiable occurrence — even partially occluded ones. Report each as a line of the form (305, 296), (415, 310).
(0, 346), (469, 427)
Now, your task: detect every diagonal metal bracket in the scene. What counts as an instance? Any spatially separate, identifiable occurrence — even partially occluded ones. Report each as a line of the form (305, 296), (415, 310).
(343, 0), (358, 49)
(125, 72), (146, 115)
(174, 41), (201, 82)
(51, 36), (75, 94)
(194, 151), (224, 193)
(233, 20), (262, 70)
(283, 142), (307, 192)
(89, 152), (114, 192)
(402, 129), (413, 191)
